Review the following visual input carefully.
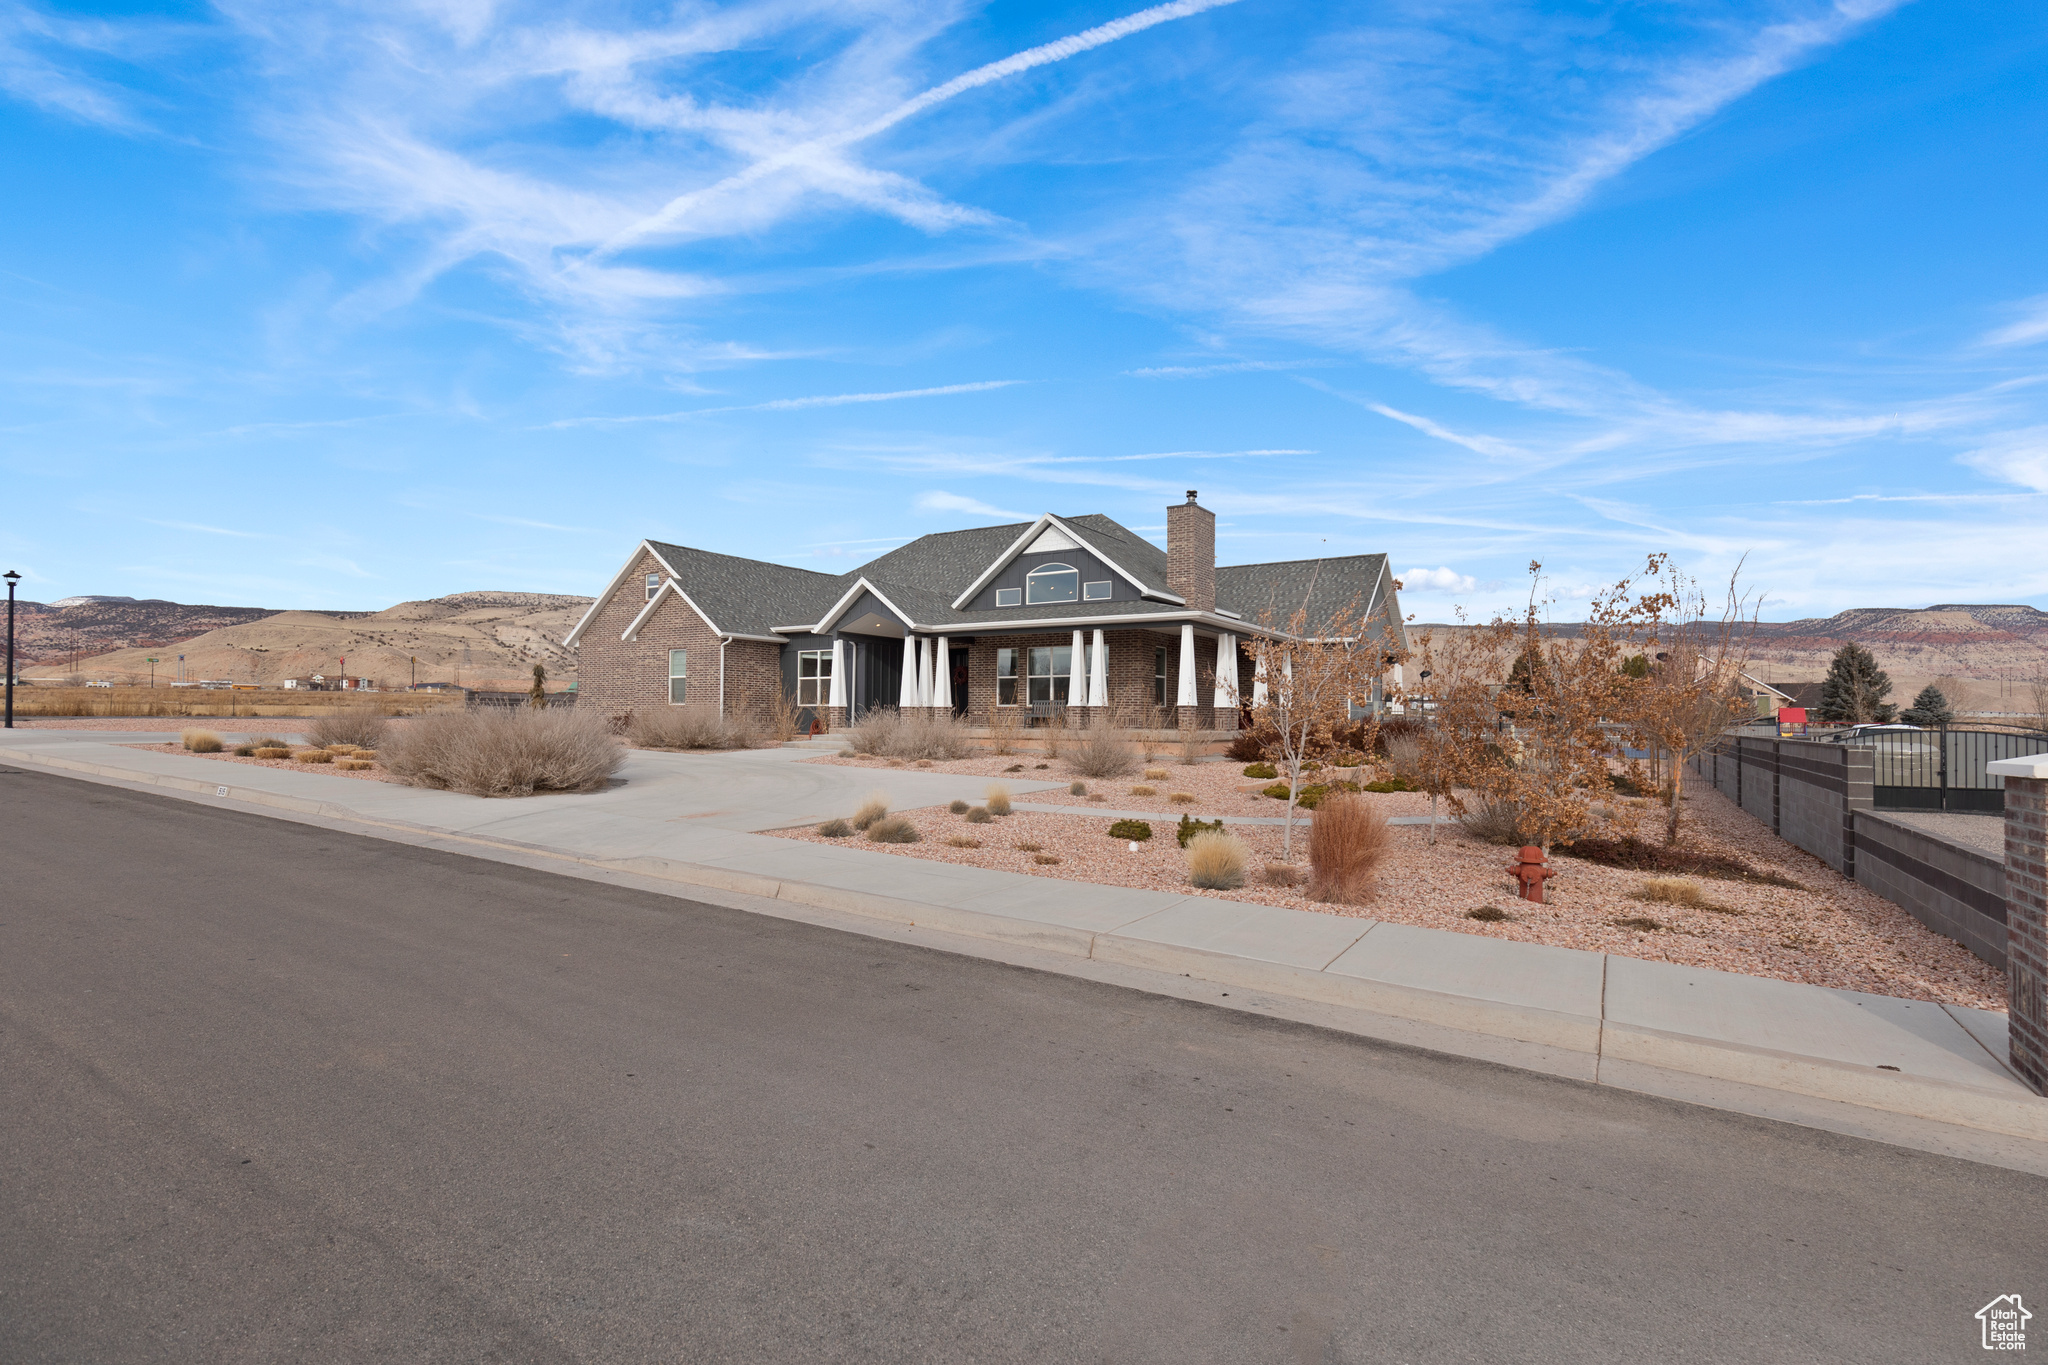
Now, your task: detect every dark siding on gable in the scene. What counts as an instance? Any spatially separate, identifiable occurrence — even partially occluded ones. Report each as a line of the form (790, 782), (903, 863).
(966, 548), (1141, 611)
(778, 632), (838, 699)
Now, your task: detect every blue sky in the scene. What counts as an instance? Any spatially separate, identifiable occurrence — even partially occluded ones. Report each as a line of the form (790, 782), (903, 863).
(2, 0), (2044, 619)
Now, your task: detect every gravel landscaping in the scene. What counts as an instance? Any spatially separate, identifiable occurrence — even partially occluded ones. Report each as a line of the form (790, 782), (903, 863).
(772, 775), (2006, 1012)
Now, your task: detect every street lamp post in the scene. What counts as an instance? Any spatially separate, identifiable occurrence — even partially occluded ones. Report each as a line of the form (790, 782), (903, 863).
(4, 570), (19, 729)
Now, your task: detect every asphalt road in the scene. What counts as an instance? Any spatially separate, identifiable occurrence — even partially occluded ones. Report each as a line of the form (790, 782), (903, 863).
(0, 764), (2038, 1364)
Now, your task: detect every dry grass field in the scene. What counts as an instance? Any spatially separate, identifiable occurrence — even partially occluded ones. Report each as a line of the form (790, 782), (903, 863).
(7, 687), (463, 718)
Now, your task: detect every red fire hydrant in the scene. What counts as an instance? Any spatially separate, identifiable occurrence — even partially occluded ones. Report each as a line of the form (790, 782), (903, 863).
(1507, 845), (1555, 904)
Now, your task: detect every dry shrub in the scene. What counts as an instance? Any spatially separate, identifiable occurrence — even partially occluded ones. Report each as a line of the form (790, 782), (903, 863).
(1185, 830), (1250, 890)
(817, 819), (853, 837)
(628, 708), (757, 751)
(1068, 726), (1138, 779)
(1087, 793), (1106, 802)
(1560, 836), (1803, 889)
(335, 759), (373, 771)
(1177, 729), (1204, 765)
(1129, 785), (1156, 797)
(180, 729), (222, 753)
(1168, 791), (1197, 805)
(380, 708), (624, 797)
(354, 749), (378, 761)
(1634, 876), (1739, 913)
(965, 806), (993, 823)
(1041, 714), (1066, 759)
(1460, 796), (1534, 846)
(307, 709), (389, 749)
(943, 834), (982, 848)
(866, 816), (919, 844)
(1614, 916), (1665, 932)
(1467, 905), (1513, 923)
(248, 735), (289, 751)
(1068, 781), (1087, 796)
(1012, 839), (1043, 852)
(1033, 854), (1062, 865)
(1383, 734), (1423, 779)
(765, 688), (801, 742)
(253, 747), (291, 760)
(1307, 794), (1389, 905)
(1143, 767), (1168, 781)
(984, 783), (1012, 816)
(295, 749), (334, 764)
(850, 792), (890, 830)
(986, 706), (1022, 756)
(949, 799), (971, 814)
(842, 709), (972, 761)
(1262, 862), (1302, 887)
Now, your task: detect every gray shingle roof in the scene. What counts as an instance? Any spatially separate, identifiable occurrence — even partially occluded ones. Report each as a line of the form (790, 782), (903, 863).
(649, 520), (1402, 641)
(646, 540), (843, 637)
(1217, 555), (1402, 642)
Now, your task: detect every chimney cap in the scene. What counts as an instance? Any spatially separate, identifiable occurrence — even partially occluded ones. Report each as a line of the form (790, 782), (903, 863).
(1185, 489), (1198, 503)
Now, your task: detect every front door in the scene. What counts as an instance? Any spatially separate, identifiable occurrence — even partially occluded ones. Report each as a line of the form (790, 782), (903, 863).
(949, 647), (969, 717)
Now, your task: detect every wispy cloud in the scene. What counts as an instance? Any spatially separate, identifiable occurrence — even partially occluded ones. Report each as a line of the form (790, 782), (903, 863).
(1981, 295), (2048, 350)
(142, 519), (272, 539)
(545, 380), (1023, 427)
(1124, 359), (1340, 379)
(915, 490), (1026, 519)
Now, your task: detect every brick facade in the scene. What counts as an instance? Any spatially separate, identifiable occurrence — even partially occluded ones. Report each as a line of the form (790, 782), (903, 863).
(2005, 775), (2047, 1094)
(575, 550), (741, 725)
(958, 628), (1235, 729)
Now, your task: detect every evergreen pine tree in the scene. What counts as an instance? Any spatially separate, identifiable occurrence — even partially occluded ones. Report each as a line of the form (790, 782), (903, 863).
(529, 662), (548, 709)
(1901, 683), (1955, 726)
(1818, 642), (1894, 722)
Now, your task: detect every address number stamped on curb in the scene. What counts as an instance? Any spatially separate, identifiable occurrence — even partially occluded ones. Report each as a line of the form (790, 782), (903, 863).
(217, 786), (228, 797)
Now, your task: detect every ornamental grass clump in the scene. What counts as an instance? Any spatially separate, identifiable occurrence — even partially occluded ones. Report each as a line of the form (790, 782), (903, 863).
(295, 749), (334, 764)
(307, 709), (388, 749)
(943, 834), (981, 848)
(627, 708), (757, 751)
(1068, 726), (1138, 779)
(1262, 862), (1302, 887)
(865, 816), (920, 844)
(1143, 768), (1168, 781)
(949, 799), (971, 814)
(1068, 781), (1087, 796)
(1168, 791), (1196, 805)
(252, 747), (292, 760)
(850, 792), (890, 831)
(965, 806), (993, 824)
(379, 708), (624, 797)
(817, 818), (853, 837)
(983, 783), (1012, 816)
(1130, 785), (1156, 797)
(1184, 830), (1250, 890)
(1307, 793), (1390, 906)
(180, 729), (223, 753)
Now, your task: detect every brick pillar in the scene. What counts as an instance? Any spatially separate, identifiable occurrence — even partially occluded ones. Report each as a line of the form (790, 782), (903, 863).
(820, 706), (848, 733)
(2000, 771), (2047, 1094)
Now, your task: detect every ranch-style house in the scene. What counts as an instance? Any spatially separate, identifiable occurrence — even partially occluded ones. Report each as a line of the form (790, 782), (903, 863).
(565, 492), (1407, 733)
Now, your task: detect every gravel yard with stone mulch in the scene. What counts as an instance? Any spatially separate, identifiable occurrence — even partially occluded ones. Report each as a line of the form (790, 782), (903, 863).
(772, 773), (2006, 1012)
(807, 749), (1439, 819)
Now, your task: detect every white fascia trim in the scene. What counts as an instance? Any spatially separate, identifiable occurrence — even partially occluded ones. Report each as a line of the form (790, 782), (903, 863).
(565, 540), (680, 648)
(948, 514), (1178, 610)
(621, 576), (722, 641)
(975, 609), (1283, 638)
(806, 577), (920, 635)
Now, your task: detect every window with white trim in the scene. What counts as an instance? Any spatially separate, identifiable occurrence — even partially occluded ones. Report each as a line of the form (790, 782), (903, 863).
(668, 649), (688, 704)
(996, 647), (1019, 705)
(1025, 563), (1079, 605)
(1082, 580), (1111, 601)
(1153, 646), (1168, 706)
(796, 649), (832, 707)
(1027, 644), (1071, 705)
(994, 587), (1022, 608)
(645, 573), (661, 601)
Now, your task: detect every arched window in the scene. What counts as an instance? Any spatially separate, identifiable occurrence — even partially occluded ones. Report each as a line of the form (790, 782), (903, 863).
(1025, 562), (1079, 605)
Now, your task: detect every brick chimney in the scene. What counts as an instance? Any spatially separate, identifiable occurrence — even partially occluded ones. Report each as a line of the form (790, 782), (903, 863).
(1166, 490), (1215, 612)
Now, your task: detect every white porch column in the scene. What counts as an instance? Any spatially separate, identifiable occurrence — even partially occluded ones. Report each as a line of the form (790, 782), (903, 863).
(916, 637), (932, 707)
(1252, 652), (1268, 706)
(934, 636), (952, 708)
(1177, 622), (1198, 707)
(1212, 633), (1235, 710)
(1068, 630), (1086, 710)
(898, 634), (919, 709)
(1088, 629), (1107, 708)
(828, 638), (847, 708)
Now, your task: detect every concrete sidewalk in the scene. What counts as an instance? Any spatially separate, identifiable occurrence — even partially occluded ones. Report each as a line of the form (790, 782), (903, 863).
(6, 727), (2044, 1173)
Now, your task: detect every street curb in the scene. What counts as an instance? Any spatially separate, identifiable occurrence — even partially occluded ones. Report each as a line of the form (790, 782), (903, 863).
(10, 743), (2047, 1156)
